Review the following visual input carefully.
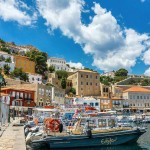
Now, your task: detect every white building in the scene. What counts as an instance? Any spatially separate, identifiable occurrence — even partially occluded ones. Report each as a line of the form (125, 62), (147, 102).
(47, 57), (72, 72)
(101, 71), (115, 78)
(73, 97), (100, 111)
(123, 86), (150, 111)
(52, 87), (65, 105)
(0, 93), (10, 125)
(28, 73), (42, 84)
(0, 51), (15, 71)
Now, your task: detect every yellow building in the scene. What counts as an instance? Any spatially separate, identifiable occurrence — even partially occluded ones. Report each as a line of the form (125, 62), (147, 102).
(14, 55), (35, 74)
(68, 70), (100, 96)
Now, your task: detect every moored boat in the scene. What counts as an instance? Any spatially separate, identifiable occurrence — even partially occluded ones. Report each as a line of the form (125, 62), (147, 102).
(29, 113), (146, 149)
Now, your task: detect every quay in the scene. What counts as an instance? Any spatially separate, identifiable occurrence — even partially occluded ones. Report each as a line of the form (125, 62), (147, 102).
(0, 119), (26, 150)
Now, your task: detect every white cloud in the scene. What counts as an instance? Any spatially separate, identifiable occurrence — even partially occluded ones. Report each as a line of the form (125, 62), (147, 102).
(143, 49), (150, 65)
(67, 61), (84, 69)
(141, 0), (146, 2)
(144, 67), (150, 76)
(36, 0), (150, 72)
(0, 0), (37, 26)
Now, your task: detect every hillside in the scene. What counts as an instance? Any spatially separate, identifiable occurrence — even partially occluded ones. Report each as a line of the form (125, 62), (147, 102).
(0, 38), (39, 55)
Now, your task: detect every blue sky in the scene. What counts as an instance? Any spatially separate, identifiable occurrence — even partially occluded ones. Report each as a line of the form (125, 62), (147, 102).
(0, 0), (150, 75)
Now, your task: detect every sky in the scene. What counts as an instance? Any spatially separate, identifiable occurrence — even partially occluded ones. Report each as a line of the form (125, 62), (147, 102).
(0, 0), (150, 75)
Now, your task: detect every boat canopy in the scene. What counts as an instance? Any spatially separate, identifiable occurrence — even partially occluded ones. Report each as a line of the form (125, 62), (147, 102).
(33, 108), (58, 112)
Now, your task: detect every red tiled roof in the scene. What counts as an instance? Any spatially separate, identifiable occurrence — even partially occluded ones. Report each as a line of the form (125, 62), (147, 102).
(123, 86), (150, 93)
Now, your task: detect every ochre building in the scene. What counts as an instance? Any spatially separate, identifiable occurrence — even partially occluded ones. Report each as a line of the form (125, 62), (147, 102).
(14, 55), (35, 73)
(68, 70), (100, 96)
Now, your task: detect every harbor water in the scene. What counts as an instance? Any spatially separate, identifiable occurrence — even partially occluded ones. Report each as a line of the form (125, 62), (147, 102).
(30, 124), (150, 150)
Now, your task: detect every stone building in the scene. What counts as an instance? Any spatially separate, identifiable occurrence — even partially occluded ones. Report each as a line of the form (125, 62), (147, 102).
(67, 70), (100, 96)
(48, 73), (72, 93)
(37, 83), (65, 106)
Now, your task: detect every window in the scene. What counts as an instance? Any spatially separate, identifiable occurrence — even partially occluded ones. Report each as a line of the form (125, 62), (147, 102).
(81, 88), (83, 90)
(130, 95), (132, 99)
(86, 75), (88, 78)
(42, 89), (44, 95)
(95, 102), (99, 106)
(84, 103), (87, 106)
(96, 83), (98, 86)
(144, 96), (146, 99)
(90, 82), (92, 85)
(137, 96), (139, 99)
(12, 91), (15, 97)
(90, 103), (94, 106)
(90, 75), (92, 78)
(20, 93), (23, 98)
(106, 88), (108, 92)
(96, 76), (98, 79)
(28, 94), (31, 99)
(39, 88), (41, 94)
(81, 74), (83, 78)
(25, 93), (27, 98)
(147, 96), (149, 99)
(86, 82), (88, 85)
(140, 96), (142, 99)
(81, 82), (83, 85)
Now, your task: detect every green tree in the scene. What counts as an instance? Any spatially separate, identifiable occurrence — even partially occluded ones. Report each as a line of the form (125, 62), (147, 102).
(71, 67), (75, 69)
(0, 38), (5, 44)
(0, 46), (10, 54)
(48, 65), (55, 73)
(3, 64), (10, 75)
(141, 79), (150, 86)
(11, 68), (28, 81)
(5, 57), (11, 63)
(66, 64), (70, 67)
(26, 50), (48, 75)
(0, 74), (6, 86)
(69, 87), (76, 95)
(0, 56), (5, 62)
(84, 68), (93, 71)
(56, 70), (68, 79)
(61, 77), (67, 89)
(100, 76), (114, 86)
(20, 72), (29, 81)
(115, 68), (128, 77)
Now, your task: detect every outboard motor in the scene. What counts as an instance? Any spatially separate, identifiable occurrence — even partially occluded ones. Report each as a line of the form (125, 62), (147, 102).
(59, 123), (63, 133)
(86, 129), (92, 138)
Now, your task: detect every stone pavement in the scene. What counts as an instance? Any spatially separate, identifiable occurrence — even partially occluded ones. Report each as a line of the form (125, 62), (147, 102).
(0, 119), (26, 150)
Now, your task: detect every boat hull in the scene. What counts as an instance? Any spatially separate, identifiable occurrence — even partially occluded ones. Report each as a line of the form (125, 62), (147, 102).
(31, 128), (145, 149)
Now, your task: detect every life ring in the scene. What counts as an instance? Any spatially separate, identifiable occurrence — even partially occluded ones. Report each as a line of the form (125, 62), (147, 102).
(45, 118), (60, 132)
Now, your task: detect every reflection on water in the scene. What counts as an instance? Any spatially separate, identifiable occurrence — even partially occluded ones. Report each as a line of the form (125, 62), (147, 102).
(31, 124), (150, 150)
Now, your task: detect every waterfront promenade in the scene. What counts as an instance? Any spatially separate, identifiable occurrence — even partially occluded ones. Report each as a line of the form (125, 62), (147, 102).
(0, 118), (26, 150)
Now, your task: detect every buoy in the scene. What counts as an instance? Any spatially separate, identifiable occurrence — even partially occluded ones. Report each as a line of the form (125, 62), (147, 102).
(45, 118), (60, 132)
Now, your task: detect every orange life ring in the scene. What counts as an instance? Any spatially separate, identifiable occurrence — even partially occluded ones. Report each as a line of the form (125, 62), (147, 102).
(45, 118), (60, 132)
